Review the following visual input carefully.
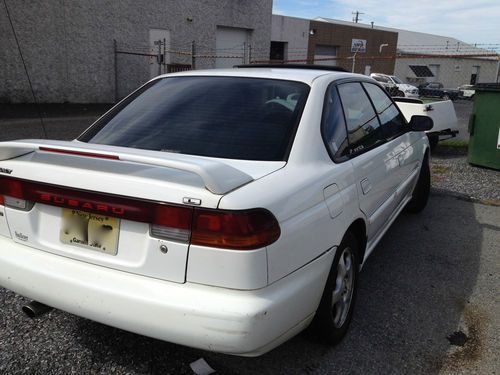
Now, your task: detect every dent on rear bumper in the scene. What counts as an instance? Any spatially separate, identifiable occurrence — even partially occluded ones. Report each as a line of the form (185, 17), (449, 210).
(0, 237), (334, 356)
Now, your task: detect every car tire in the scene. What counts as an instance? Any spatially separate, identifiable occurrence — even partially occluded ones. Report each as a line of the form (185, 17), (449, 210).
(427, 134), (439, 151)
(396, 90), (405, 97)
(442, 94), (450, 100)
(312, 232), (359, 345)
(405, 154), (431, 214)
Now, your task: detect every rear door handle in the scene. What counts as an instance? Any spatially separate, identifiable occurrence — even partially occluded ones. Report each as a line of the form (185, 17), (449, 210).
(360, 178), (372, 195)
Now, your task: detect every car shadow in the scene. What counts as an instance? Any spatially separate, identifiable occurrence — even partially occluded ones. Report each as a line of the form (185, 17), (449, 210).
(73, 194), (484, 374)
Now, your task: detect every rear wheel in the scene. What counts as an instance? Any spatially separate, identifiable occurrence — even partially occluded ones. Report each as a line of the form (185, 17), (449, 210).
(312, 232), (359, 345)
(406, 154), (431, 213)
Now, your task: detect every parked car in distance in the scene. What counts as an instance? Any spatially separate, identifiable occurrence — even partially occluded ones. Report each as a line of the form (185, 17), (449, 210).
(0, 65), (433, 356)
(458, 84), (475, 99)
(370, 73), (419, 98)
(418, 82), (460, 101)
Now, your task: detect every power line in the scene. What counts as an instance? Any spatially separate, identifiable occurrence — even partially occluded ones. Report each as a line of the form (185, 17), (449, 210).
(3, 0), (47, 138)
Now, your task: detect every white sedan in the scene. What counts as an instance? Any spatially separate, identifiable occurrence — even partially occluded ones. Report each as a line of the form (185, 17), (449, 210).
(0, 66), (433, 356)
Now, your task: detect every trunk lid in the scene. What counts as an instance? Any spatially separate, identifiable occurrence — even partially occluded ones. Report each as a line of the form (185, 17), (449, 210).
(0, 139), (284, 283)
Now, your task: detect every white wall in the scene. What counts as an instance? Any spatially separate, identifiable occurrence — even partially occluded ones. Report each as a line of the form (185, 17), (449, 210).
(271, 15), (310, 63)
(395, 57), (498, 87)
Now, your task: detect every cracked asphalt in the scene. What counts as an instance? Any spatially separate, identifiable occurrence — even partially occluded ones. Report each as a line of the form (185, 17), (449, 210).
(1, 102), (499, 374)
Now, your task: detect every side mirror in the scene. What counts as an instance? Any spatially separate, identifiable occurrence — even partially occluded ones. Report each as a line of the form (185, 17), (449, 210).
(409, 115), (433, 131)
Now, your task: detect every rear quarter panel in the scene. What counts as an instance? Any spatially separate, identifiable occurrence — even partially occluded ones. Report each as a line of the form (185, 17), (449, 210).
(218, 75), (366, 285)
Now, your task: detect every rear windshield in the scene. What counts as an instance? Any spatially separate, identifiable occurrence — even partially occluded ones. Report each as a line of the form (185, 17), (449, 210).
(79, 76), (310, 161)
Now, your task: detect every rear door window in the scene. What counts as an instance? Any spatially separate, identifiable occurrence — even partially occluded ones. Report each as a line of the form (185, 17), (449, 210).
(80, 77), (310, 161)
(322, 85), (349, 160)
(337, 82), (384, 155)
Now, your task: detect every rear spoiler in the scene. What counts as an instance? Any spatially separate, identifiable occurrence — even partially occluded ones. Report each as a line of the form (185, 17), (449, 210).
(0, 140), (254, 195)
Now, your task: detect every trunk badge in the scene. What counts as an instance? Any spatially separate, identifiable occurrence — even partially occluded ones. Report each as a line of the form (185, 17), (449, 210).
(183, 197), (201, 206)
(0, 168), (13, 174)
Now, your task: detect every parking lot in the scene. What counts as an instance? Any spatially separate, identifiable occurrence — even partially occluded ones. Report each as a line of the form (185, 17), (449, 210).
(0, 101), (499, 374)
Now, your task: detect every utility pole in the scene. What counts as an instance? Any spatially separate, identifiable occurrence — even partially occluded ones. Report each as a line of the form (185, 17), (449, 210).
(352, 11), (363, 23)
(350, 44), (363, 73)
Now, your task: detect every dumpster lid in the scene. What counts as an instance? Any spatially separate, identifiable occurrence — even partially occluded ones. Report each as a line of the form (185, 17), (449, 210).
(474, 83), (500, 92)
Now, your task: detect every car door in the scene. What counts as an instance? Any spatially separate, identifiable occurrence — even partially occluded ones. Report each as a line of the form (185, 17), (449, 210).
(336, 82), (399, 239)
(362, 82), (421, 209)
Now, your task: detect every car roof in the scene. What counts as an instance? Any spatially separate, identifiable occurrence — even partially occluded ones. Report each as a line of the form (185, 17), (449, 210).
(157, 68), (356, 85)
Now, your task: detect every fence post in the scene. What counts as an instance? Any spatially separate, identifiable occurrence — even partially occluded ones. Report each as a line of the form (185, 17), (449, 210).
(248, 44), (252, 64)
(191, 40), (196, 70)
(243, 42), (247, 64)
(163, 38), (166, 74)
(113, 39), (118, 103)
(157, 40), (162, 76)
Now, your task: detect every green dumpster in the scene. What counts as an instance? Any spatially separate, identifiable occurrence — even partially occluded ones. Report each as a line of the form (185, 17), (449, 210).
(468, 83), (500, 170)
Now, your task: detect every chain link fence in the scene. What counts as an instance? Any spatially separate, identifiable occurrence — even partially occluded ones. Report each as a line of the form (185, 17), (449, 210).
(254, 43), (499, 97)
(113, 39), (499, 105)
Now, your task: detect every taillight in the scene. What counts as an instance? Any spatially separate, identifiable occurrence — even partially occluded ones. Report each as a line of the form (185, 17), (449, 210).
(151, 205), (192, 242)
(0, 176), (280, 250)
(191, 208), (280, 250)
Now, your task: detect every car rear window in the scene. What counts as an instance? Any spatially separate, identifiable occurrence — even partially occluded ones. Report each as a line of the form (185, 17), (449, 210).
(79, 76), (310, 161)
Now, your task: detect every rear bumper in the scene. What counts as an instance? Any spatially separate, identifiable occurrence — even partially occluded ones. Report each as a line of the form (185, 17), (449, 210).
(0, 237), (333, 356)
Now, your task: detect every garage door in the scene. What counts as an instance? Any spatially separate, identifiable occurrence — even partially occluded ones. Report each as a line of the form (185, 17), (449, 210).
(215, 26), (249, 68)
(314, 45), (337, 66)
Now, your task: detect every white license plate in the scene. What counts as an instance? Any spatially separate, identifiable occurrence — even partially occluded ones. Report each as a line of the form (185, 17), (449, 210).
(60, 209), (120, 255)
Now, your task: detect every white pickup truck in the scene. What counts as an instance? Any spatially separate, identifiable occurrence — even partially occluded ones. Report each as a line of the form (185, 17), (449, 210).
(395, 98), (459, 150)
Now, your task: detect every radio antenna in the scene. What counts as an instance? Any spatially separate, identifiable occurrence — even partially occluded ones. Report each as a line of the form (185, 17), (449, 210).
(3, 0), (48, 138)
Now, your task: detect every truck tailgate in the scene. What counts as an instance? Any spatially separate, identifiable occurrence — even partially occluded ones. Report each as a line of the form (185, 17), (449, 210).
(396, 100), (458, 134)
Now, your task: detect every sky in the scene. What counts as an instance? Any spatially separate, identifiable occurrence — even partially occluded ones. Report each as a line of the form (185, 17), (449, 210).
(273, 0), (500, 47)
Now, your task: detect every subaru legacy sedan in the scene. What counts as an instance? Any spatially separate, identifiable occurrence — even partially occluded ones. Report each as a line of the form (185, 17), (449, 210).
(0, 66), (432, 356)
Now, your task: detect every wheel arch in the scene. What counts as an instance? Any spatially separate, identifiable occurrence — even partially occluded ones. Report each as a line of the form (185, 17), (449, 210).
(346, 219), (367, 264)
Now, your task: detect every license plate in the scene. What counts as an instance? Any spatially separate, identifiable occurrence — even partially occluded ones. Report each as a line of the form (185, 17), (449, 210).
(60, 209), (120, 255)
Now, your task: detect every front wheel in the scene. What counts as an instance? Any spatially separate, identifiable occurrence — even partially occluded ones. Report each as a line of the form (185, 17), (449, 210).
(312, 232), (359, 345)
(427, 134), (439, 151)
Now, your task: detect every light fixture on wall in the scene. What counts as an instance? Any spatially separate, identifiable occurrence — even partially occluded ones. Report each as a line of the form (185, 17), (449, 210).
(309, 29), (316, 36)
(186, 16), (193, 22)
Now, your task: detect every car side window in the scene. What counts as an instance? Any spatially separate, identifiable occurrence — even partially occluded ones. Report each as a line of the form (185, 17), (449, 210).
(363, 83), (407, 139)
(337, 82), (384, 155)
(322, 85), (349, 160)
